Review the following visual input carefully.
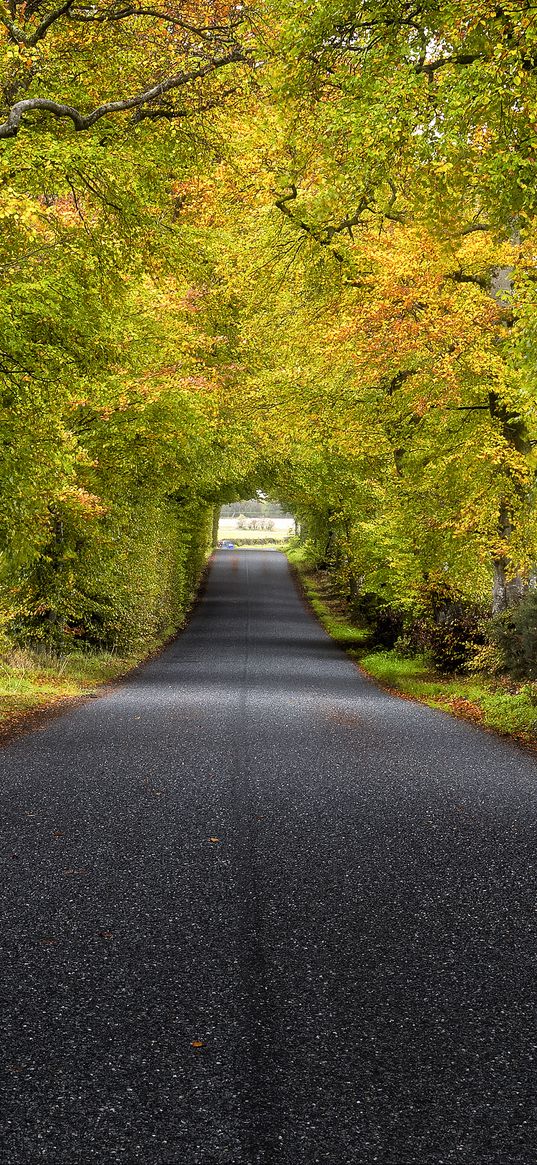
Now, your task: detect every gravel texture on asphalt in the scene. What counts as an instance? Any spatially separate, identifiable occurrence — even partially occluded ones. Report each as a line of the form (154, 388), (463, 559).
(2, 549), (537, 1164)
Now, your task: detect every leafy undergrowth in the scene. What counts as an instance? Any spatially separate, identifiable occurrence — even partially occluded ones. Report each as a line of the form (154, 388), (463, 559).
(0, 558), (213, 738)
(289, 549), (537, 748)
(0, 646), (141, 736)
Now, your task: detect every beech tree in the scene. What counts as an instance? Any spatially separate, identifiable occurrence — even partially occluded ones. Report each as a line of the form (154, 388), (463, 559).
(2, 0), (537, 651)
(0, 1), (246, 138)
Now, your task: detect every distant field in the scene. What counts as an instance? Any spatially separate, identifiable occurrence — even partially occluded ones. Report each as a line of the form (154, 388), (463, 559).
(218, 518), (295, 543)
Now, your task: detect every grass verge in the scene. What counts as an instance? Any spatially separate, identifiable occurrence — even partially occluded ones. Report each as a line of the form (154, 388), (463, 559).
(0, 645), (144, 738)
(288, 546), (537, 748)
(0, 560), (213, 739)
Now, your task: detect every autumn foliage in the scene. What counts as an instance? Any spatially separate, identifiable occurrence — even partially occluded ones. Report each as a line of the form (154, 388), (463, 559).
(1, 0), (537, 654)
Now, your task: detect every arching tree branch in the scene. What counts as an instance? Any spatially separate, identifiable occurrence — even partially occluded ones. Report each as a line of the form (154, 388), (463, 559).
(1, 0), (244, 43)
(1, 0), (75, 46)
(445, 268), (490, 290)
(415, 53), (486, 76)
(67, 4), (243, 36)
(0, 49), (244, 140)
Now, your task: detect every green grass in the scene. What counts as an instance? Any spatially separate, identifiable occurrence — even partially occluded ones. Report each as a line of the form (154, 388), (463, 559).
(0, 557), (213, 732)
(296, 580), (369, 651)
(288, 551), (537, 747)
(6, 553), (536, 747)
(0, 645), (141, 731)
(360, 650), (537, 737)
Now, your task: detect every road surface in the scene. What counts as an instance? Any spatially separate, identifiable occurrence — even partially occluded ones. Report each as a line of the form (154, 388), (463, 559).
(2, 549), (537, 1163)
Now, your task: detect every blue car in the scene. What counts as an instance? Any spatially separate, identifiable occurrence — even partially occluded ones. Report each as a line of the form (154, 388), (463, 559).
(218, 540), (235, 549)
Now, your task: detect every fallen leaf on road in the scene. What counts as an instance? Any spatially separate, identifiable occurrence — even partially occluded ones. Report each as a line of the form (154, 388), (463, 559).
(191, 1040), (203, 1048)
(209, 837), (220, 843)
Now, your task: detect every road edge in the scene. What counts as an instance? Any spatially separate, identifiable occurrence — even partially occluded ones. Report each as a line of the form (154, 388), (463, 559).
(0, 555), (215, 749)
(286, 553), (537, 758)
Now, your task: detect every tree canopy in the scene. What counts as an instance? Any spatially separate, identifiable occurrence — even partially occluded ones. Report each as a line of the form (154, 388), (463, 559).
(2, 0), (537, 649)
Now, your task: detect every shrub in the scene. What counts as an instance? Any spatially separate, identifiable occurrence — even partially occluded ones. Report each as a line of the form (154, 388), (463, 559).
(519, 681), (537, 706)
(392, 633), (420, 659)
(9, 498), (213, 654)
(393, 607), (485, 674)
(489, 593), (537, 679)
(426, 611), (484, 673)
(466, 643), (505, 676)
(352, 592), (404, 648)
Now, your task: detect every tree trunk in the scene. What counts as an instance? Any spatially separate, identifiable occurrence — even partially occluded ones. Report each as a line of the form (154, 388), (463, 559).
(492, 503), (527, 613)
(488, 235), (530, 612)
(492, 556), (526, 613)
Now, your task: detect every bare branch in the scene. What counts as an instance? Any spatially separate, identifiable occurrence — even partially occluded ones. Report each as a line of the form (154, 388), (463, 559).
(0, 16), (27, 42)
(0, 50), (244, 140)
(28, 0), (75, 44)
(416, 50), (537, 76)
(325, 198), (370, 241)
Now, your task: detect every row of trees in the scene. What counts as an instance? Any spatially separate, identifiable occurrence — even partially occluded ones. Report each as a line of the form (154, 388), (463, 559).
(2, 1), (537, 661)
(229, 1), (537, 659)
(220, 500), (291, 518)
(0, 1), (254, 647)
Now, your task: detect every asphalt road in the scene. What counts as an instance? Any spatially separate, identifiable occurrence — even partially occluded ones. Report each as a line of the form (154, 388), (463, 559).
(2, 549), (537, 1164)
